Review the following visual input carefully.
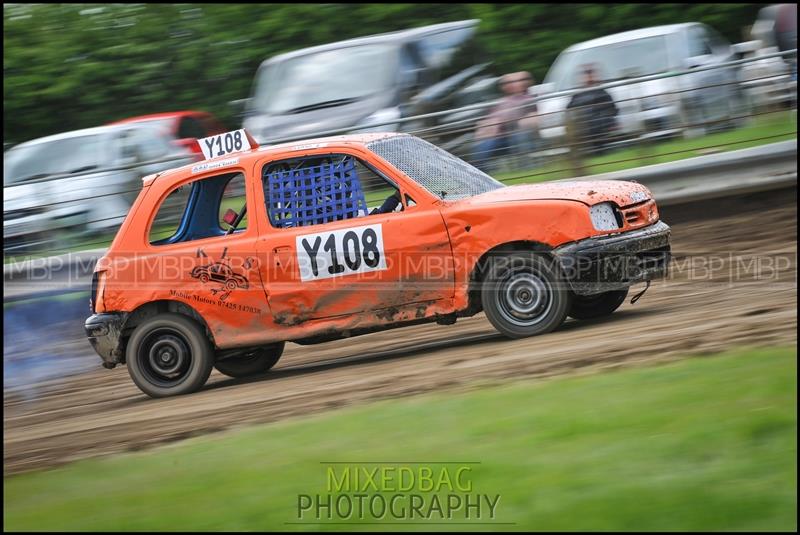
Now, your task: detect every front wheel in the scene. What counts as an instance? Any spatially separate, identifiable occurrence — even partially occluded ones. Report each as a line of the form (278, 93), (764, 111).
(569, 289), (629, 320)
(214, 343), (285, 378)
(481, 253), (572, 339)
(126, 313), (214, 398)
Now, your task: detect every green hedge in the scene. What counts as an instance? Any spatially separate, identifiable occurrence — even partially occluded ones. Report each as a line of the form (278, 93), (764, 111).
(3, 3), (763, 143)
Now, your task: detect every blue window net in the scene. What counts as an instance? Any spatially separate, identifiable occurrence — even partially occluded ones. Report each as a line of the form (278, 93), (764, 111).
(264, 157), (368, 229)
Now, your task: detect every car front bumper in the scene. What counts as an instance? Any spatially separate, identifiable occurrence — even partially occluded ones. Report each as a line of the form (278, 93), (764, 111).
(553, 220), (671, 296)
(85, 312), (128, 368)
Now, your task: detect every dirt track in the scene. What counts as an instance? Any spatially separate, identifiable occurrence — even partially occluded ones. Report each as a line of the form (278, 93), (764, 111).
(4, 189), (797, 475)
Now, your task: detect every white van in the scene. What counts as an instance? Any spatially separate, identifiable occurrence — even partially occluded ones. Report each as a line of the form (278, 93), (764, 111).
(536, 23), (743, 145)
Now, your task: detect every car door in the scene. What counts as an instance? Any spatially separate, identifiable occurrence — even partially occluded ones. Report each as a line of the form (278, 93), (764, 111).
(144, 168), (265, 314)
(253, 147), (455, 325)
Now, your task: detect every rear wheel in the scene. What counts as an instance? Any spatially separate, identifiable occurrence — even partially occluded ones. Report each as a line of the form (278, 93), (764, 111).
(569, 289), (629, 320)
(481, 253), (572, 339)
(214, 343), (285, 378)
(126, 313), (214, 398)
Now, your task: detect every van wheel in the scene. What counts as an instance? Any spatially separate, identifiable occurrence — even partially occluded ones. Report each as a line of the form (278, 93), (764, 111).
(214, 343), (285, 378)
(481, 253), (572, 339)
(569, 289), (629, 320)
(126, 313), (214, 398)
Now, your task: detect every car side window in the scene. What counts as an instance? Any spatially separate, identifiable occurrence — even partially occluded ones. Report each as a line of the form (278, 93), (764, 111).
(262, 154), (401, 229)
(119, 127), (171, 162)
(149, 171), (248, 245)
(178, 117), (207, 139)
(137, 131), (171, 161)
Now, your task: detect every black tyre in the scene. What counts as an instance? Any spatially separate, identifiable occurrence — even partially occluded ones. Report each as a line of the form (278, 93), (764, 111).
(481, 253), (572, 339)
(569, 289), (629, 320)
(214, 343), (285, 378)
(126, 313), (214, 398)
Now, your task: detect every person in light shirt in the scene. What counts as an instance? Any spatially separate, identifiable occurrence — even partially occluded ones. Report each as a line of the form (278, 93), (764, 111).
(472, 71), (539, 173)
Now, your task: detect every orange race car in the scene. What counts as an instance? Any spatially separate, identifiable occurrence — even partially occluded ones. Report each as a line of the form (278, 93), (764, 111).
(85, 129), (671, 397)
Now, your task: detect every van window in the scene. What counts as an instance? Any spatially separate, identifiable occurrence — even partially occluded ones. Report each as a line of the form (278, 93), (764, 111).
(417, 26), (485, 81)
(546, 36), (670, 91)
(252, 44), (398, 115)
(688, 26), (713, 57)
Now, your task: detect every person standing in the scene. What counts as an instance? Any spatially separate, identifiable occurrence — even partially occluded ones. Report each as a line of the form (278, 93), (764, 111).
(473, 71), (540, 173)
(565, 64), (619, 174)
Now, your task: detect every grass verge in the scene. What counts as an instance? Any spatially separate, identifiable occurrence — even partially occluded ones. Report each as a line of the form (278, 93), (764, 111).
(4, 346), (797, 531)
(495, 109), (797, 184)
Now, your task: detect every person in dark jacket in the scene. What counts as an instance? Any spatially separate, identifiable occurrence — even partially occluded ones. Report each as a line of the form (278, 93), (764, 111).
(566, 64), (618, 157)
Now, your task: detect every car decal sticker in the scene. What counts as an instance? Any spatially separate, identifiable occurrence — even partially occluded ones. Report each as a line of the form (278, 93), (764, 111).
(191, 157), (239, 174)
(198, 129), (252, 160)
(296, 223), (387, 282)
(189, 247), (256, 302)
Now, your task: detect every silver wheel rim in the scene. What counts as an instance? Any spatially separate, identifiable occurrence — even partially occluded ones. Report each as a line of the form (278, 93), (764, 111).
(497, 269), (553, 327)
(138, 328), (193, 387)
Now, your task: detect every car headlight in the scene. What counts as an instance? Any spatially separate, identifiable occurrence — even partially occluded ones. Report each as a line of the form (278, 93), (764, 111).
(353, 107), (401, 133)
(589, 202), (621, 231)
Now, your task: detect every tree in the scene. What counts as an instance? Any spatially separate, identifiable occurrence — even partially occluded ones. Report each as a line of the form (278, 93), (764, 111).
(3, 3), (764, 143)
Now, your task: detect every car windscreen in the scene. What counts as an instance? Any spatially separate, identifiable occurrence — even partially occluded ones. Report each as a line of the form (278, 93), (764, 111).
(367, 135), (504, 201)
(546, 36), (670, 91)
(252, 43), (398, 115)
(3, 134), (108, 186)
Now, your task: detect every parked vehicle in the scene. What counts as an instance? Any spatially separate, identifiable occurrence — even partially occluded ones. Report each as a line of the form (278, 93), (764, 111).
(733, 40), (795, 111)
(239, 20), (500, 150)
(536, 23), (745, 147)
(3, 123), (196, 252)
(746, 4), (797, 108)
(109, 111), (228, 157)
(85, 129), (671, 397)
(751, 4), (797, 59)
